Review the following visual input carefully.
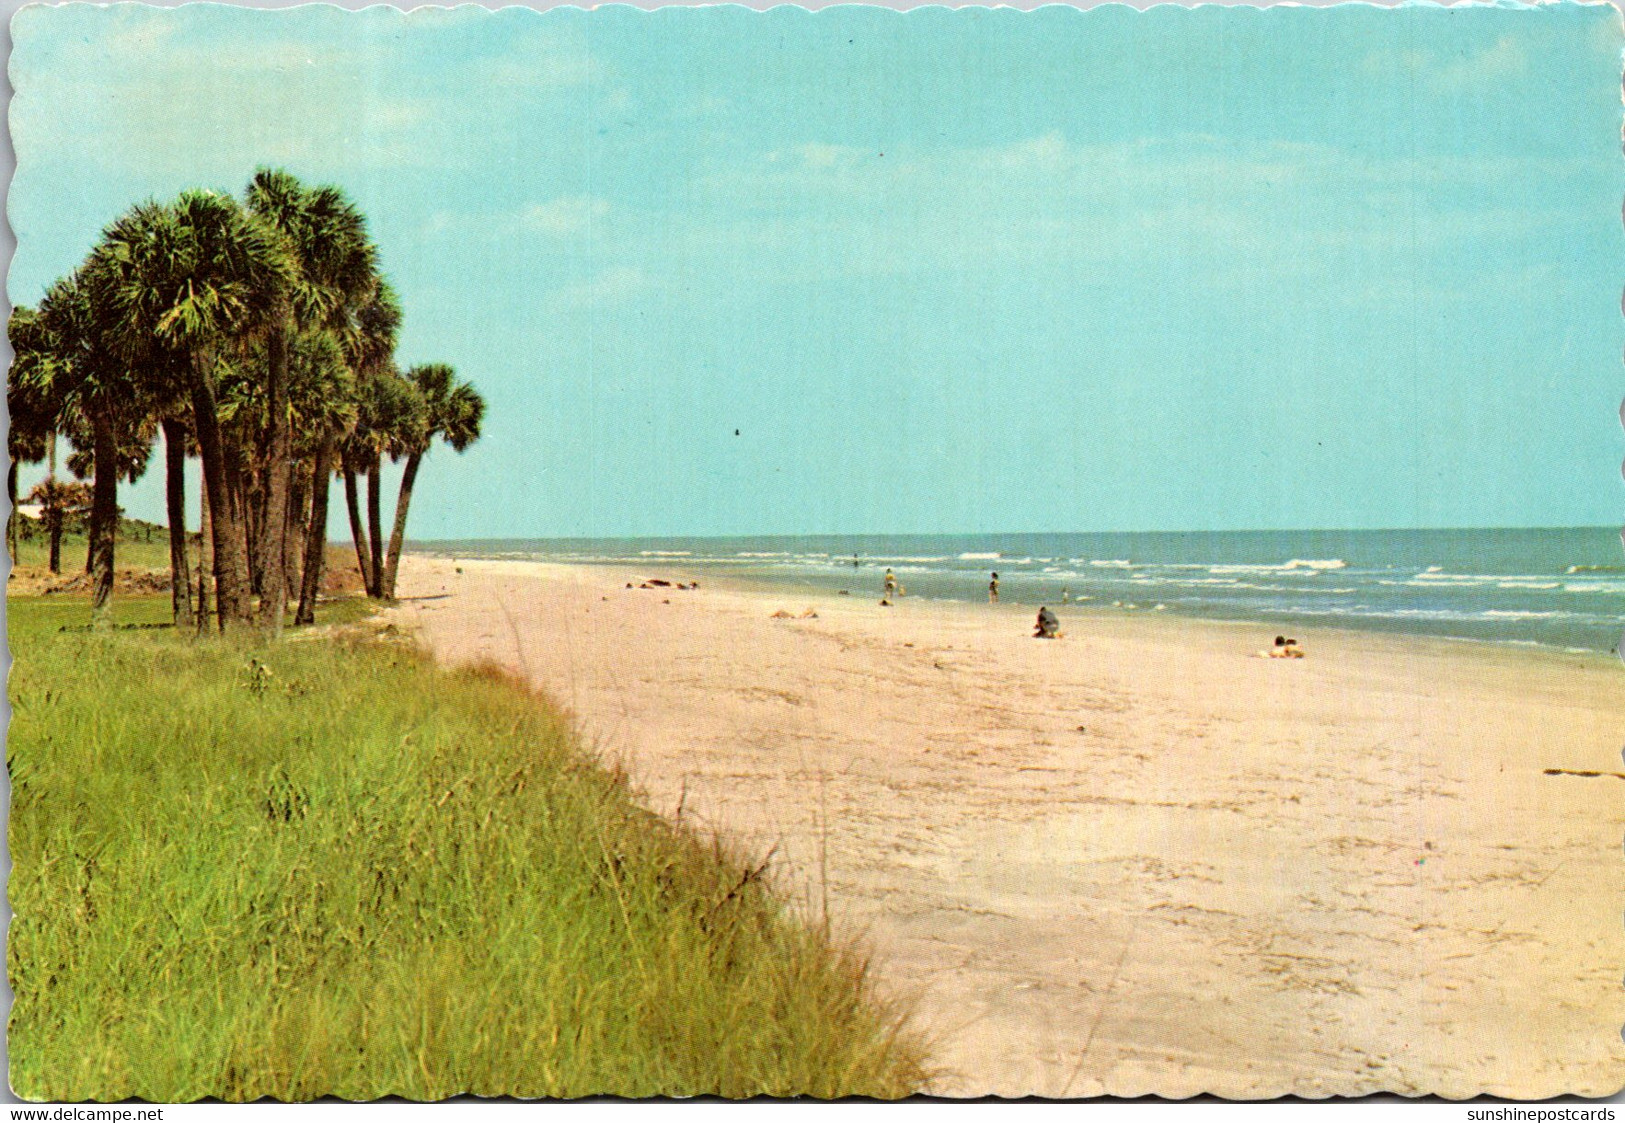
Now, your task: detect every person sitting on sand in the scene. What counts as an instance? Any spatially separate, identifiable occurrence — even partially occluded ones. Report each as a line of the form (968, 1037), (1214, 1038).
(989, 572), (1000, 603)
(1263, 635), (1305, 659)
(1034, 606), (1060, 639)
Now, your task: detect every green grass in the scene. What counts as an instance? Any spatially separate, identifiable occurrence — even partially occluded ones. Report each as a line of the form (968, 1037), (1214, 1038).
(11, 590), (377, 634)
(11, 523), (174, 572)
(9, 593), (176, 632)
(7, 596), (924, 1101)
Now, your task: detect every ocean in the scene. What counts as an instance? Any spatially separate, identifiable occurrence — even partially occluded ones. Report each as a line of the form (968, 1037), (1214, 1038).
(413, 528), (1625, 655)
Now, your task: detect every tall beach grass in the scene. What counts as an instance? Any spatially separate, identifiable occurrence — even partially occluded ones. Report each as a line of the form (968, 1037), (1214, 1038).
(6, 595), (924, 1100)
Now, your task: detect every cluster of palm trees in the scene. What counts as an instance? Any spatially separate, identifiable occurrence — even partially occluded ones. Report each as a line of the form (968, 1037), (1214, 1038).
(7, 168), (484, 633)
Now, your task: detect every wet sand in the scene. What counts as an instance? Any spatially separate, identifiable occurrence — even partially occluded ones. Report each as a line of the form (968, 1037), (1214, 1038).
(391, 556), (1625, 1098)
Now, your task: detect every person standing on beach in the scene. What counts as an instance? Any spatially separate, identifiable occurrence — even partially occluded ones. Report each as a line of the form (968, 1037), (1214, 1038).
(884, 568), (898, 598)
(988, 572), (1000, 603)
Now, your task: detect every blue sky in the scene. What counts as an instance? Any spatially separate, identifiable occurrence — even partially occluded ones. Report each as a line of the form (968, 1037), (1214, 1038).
(9, 2), (1622, 537)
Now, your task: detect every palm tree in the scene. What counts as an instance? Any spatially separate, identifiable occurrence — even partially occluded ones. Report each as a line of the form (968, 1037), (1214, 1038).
(318, 279), (400, 612)
(213, 344), (270, 593)
(30, 271), (140, 626)
(25, 478), (92, 574)
(8, 306), (61, 563)
(89, 191), (295, 630)
(344, 369), (425, 599)
(381, 364), (484, 599)
(340, 443), (375, 596)
(158, 416), (195, 628)
(62, 410), (155, 484)
(245, 169), (377, 633)
(62, 405), (155, 577)
(16, 182), (465, 629)
(288, 330), (357, 624)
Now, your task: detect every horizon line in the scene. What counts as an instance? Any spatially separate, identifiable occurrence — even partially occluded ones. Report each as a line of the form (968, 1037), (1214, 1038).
(397, 524), (1622, 544)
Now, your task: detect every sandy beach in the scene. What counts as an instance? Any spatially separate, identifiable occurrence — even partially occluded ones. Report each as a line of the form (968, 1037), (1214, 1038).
(391, 555), (1625, 1099)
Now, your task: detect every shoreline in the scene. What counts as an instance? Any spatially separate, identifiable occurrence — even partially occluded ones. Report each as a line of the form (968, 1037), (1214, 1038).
(407, 550), (1616, 667)
(392, 554), (1625, 1098)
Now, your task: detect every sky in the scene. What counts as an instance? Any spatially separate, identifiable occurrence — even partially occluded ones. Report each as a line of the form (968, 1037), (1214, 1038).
(8, 1), (1623, 538)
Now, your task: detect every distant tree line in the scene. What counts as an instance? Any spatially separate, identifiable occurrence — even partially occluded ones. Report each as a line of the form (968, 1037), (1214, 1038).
(7, 169), (485, 632)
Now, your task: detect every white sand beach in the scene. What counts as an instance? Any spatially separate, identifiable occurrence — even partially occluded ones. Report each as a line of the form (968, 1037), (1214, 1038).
(391, 555), (1625, 1099)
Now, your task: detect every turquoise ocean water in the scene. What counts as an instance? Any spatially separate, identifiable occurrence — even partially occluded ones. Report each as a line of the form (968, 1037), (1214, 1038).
(414, 528), (1625, 655)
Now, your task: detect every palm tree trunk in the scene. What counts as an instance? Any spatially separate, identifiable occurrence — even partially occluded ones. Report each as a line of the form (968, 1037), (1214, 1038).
(296, 440), (335, 626)
(47, 509), (61, 574)
(247, 467), (266, 595)
(343, 458), (374, 596)
(366, 453), (384, 599)
(190, 354), (252, 629)
(230, 446), (259, 598)
(88, 408), (118, 629)
(227, 436), (257, 598)
(197, 482), (214, 633)
(285, 468), (306, 604)
(382, 451), (422, 600)
(7, 460), (17, 564)
(245, 486), (263, 597)
(255, 321), (293, 631)
(161, 418), (194, 630)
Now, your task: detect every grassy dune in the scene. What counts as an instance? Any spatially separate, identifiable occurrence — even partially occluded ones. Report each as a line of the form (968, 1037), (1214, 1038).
(6, 595), (924, 1101)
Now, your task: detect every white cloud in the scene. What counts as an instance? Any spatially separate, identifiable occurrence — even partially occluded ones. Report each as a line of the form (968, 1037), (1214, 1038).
(788, 142), (858, 170)
(716, 130), (1589, 210)
(656, 130), (1599, 293)
(416, 197), (615, 244)
(1428, 35), (1526, 93)
(469, 53), (595, 95)
(1361, 36), (1527, 95)
(10, 7), (606, 179)
(986, 131), (1072, 173)
(550, 266), (649, 311)
(522, 196), (612, 236)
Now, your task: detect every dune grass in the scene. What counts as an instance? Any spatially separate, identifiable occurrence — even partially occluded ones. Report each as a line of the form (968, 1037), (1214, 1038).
(7, 595), (924, 1101)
